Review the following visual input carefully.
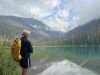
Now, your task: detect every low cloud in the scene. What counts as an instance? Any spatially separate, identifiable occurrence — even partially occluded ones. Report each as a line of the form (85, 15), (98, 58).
(75, 0), (100, 25)
(0, 0), (100, 32)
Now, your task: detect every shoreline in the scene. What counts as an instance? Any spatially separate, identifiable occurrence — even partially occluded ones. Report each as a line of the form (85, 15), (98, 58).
(33, 45), (100, 47)
(1, 45), (100, 48)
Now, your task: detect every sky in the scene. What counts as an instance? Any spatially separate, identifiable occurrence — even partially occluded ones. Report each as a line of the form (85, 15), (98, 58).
(0, 0), (100, 32)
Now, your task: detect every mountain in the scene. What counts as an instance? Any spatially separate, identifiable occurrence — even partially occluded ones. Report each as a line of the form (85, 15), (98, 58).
(1, 15), (100, 46)
(31, 18), (100, 46)
(0, 15), (65, 46)
(63, 18), (100, 45)
(0, 15), (63, 38)
(0, 15), (64, 40)
(0, 16), (46, 40)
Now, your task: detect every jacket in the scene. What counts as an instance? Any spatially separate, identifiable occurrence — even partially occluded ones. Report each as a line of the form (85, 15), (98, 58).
(20, 37), (33, 58)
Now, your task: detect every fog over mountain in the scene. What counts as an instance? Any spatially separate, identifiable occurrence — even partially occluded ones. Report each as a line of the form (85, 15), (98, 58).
(0, 0), (100, 32)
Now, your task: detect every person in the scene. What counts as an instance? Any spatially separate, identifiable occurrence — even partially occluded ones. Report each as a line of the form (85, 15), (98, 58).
(20, 30), (33, 75)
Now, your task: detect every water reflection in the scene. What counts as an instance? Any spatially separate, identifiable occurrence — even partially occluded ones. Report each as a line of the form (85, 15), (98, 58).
(31, 47), (100, 74)
(39, 60), (97, 75)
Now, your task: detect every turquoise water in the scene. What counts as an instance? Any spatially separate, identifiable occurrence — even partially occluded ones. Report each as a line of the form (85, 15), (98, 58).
(33, 47), (100, 59)
(32, 47), (100, 74)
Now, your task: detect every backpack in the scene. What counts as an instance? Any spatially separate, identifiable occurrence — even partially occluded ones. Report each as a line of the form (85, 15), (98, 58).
(11, 37), (22, 62)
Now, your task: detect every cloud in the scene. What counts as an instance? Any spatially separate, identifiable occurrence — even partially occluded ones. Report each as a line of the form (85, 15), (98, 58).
(0, 0), (100, 32)
(44, 18), (69, 32)
(0, 0), (50, 17)
(76, 0), (100, 25)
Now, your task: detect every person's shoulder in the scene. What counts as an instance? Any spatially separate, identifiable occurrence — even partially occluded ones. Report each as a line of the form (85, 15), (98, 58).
(26, 39), (31, 44)
(21, 37), (28, 42)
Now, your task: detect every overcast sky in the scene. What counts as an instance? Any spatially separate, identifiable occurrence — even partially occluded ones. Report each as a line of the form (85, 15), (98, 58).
(0, 0), (100, 32)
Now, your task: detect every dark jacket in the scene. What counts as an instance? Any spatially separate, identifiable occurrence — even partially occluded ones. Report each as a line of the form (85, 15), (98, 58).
(20, 37), (33, 58)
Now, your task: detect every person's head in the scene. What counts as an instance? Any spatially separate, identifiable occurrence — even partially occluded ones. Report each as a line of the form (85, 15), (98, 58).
(22, 30), (31, 38)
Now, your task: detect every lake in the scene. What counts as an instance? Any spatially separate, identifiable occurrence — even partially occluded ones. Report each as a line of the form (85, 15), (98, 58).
(30, 47), (100, 75)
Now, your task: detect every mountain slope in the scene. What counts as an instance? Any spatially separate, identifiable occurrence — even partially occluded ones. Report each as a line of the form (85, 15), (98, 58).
(32, 18), (100, 46)
(0, 15), (65, 46)
(0, 15), (51, 41)
(63, 18), (100, 45)
(0, 15), (63, 37)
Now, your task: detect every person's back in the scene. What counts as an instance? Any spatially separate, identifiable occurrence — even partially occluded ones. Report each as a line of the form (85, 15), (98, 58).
(20, 36), (33, 58)
(20, 30), (33, 75)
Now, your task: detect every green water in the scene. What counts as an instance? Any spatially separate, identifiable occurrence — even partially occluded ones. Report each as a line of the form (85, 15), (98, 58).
(32, 47), (100, 59)
(32, 47), (100, 74)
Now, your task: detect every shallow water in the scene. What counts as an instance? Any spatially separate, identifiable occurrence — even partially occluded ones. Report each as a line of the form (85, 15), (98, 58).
(38, 60), (97, 75)
(30, 60), (97, 75)
(30, 47), (100, 75)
